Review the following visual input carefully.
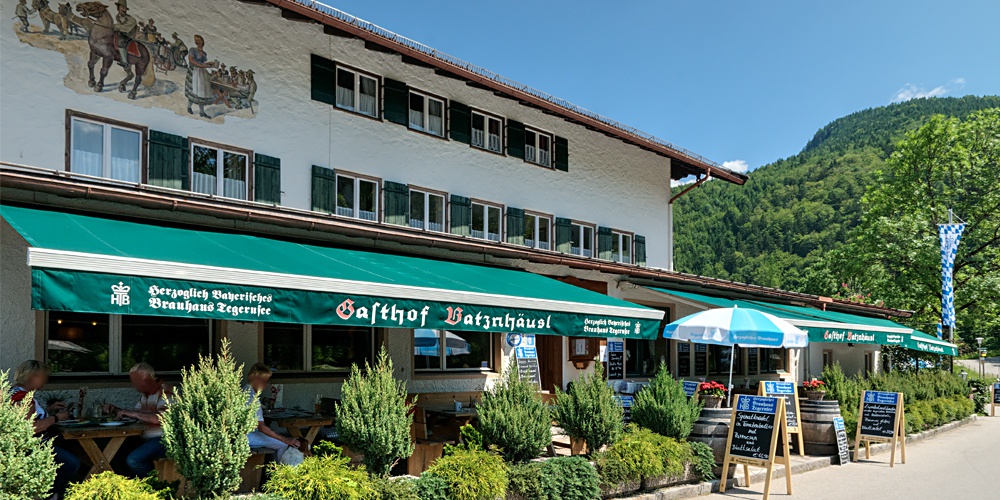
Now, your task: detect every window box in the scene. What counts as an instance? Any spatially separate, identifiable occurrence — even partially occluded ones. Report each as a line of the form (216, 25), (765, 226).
(190, 139), (251, 200)
(524, 127), (553, 167)
(335, 172), (380, 221)
(471, 201), (503, 242)
(408, 91), (445, 137)
(335, 65), (379, 118)
(471, 111), (503, 154)
(67, 111), (146, 183)
(409, 188), (447, 232)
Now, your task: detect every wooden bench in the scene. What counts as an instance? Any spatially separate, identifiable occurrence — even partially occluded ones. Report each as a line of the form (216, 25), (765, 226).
(154, 448), (274, 495)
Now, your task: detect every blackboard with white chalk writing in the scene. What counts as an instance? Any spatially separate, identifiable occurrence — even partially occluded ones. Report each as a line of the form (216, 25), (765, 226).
(677, 343), (691, 377)
(761, 381), (800, 430)
(993, 383), (1000, 404)
(616, 395), (634, 425)
(728, 395), (781, 463)
(859, 391), (899, 441)
(607, 340), (625, 380)
(514, 346), (541, 390)
(833, 416), (850, 465)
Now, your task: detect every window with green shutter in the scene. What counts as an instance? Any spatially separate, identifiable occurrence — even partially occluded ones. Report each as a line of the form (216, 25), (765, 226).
(554, 136), (569, 171)
(383, 180), (409, 226)
(507, 120), (525, 159)
(449, 101), (472, 144)
(505, 207), (524, 246)
(253, 153), (281, 205)
(310, 54), (336, 105)
(147, 130), (189, 190)
(555, 217), (573, 254)
(384, 79), (408, 125)
(449, 195), (472, 237)
(634, 235), (647, 267)
(597, 226), (614, 260)
(311, 165), (337, 214)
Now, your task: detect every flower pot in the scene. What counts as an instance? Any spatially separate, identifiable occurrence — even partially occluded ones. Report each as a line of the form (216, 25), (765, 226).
(701, 395), (725, 408)
(641, 463), (697, 490)
(805, 390), (827, 401)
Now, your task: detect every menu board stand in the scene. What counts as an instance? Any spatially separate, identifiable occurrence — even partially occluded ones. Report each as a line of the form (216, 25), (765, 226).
(514, 339), (542, 391)
(719, 395), (792, 500)
(853, 390), (906, 467)
(992, 383), (1000, 417)
(758, 381), (804, 456)
(833, 416), (850, 466)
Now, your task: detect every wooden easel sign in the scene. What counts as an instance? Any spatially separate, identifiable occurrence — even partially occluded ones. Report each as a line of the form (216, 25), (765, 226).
(832, 416), (850, 466)
(720, 395), (792, 500)
(759, 381), (804, 456)
(853, 390), (906, 467)
(992, 383), (1000, 417)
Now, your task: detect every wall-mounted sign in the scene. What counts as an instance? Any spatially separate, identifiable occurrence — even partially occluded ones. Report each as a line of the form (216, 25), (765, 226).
(759, 381), (804, 456)
(854, 390), (906, 467)
(607, 340), (625, 380)
(719, 395), (792, 500)
(678, 342), (691, 377)
(514, 335), (541, 390)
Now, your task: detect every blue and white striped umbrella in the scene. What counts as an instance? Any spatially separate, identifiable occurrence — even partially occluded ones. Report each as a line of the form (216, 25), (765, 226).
(662, 306), (807, 348)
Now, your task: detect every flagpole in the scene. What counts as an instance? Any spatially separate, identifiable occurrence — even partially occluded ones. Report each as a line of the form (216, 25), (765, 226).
(727, 345), (735, 407)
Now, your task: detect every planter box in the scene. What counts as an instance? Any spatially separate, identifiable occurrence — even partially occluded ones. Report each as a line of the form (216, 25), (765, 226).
(600, 479), (640, 499)
(641, 463), (697, 491)
(154, 450), (270, 498)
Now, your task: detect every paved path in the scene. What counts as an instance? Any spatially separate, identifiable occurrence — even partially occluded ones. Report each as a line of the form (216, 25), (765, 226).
(706, 415), (1000, 500)
(956, 356), (1000, 380)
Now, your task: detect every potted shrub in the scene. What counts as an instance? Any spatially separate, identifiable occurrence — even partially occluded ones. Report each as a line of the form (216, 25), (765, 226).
(631, 363), (701, 440)
(553, 361), (623, 456)
(697, 381), (727, 408)
(803, 379), (827, 401)
(477, 362), (551, 463)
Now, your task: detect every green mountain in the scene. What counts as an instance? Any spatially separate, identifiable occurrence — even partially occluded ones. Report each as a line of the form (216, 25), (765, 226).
(673, 95), (1000, 295)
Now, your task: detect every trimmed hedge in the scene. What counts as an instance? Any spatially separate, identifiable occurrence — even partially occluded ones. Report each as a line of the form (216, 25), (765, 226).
(424, 448), (508, 500)
(507, 456), (600, 500)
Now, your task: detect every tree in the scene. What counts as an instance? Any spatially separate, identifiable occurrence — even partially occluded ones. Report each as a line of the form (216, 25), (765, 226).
(831, 109), (1000, 350)
(553, 361), (623, 455)
(0, 370), (57, 499)
(476, 361), (551, 463)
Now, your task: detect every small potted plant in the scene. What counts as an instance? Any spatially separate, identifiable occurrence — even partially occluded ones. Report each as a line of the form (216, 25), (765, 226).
(803, 379), (826, 400)
(697, 381), (728, 408)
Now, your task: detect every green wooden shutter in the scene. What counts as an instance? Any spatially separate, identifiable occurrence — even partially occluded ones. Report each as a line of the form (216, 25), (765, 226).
(555, 217), (573, 254)
(383, 180), (409, 226)
(597, 226), (614, 260)
(506, 207), (524, 246)
(147, 130), (188, 190)
(449, 195), (472, 237)
(384, 78), (408, 125)
(507, 120), (525, 159)
(449, 101), (471, 144)
(311, 54), (336, 105)
(253, 153), (281, 205)
(634, 235), (647, 267)
(554, 136), (569, 172)
(311, 165), (337, 213)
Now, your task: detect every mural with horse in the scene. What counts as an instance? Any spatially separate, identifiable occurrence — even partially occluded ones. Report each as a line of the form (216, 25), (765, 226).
(9, 0), (259, 121)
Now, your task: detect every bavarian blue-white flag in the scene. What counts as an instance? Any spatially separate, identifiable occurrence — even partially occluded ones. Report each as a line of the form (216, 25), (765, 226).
(938, 223), (966, 329)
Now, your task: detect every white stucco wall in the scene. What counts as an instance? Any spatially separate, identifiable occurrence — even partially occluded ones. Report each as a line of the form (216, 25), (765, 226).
(1, 219), (36, 370)
(0, 0), (675, 268)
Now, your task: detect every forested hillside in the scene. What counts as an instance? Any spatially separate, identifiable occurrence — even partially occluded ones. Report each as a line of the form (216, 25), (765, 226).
(673, 95), (1000, 295)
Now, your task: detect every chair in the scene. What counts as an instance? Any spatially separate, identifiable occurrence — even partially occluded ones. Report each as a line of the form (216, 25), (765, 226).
(408, 406), (447, 475)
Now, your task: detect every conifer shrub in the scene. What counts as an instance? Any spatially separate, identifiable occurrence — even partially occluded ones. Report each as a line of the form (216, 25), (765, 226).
(412, 472), (450, 500)
(631, 363), (701, 439)
(0, 370), (57, 500)
(372, 475), (418, 500)
(264, 452), (377, 500)
(553, 360), (623, 455)
(424, 447), (508, 500)
(508, 457), (600, 500)
(160, 340), (258, 499)
(688, 441), (716, 480)
(477, 361), (551, 463)
(336, 347), (414, 476)
(64, 472), (164, 500)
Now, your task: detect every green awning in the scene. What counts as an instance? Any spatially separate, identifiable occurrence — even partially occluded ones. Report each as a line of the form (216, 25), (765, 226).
(1, 205), (663, 338)
(906, 330), (959, 356)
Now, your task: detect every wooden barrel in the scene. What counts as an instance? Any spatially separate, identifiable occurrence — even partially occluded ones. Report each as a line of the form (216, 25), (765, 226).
(800, 399), (842, 456)
(689, 408), (735, 479)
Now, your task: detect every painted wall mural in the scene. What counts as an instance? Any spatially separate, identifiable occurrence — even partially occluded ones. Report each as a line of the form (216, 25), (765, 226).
(12, 0), (258, 122)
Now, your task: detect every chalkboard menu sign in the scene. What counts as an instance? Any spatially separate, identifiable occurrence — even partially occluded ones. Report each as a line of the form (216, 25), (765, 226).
(616, 395), (634, 425)
(682, 380), (699, 398)
(694, 344), (708, 376)
(760, 382), (800, 430)
(992, 383), (1000, 417)
(607, 340), (625, 380)
(833, 417), (850, 465)
(747, 348), (759, 375)
(514, 346), (541, 390)
(677, 343), (691, 377)
(720, 395), (792, 499)
(854, 390), (906, 467)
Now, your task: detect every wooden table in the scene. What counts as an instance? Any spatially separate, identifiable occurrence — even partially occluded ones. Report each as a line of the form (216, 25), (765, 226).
(59, 423), (145, 477)
(426, 408), (478, 443)
(264, 411), (333, 448)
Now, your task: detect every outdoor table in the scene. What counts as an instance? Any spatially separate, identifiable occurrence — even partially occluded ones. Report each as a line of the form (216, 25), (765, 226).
(264, 410), (333, 449)
(426, 408), (478, 443)
(58, 422), (145, 477)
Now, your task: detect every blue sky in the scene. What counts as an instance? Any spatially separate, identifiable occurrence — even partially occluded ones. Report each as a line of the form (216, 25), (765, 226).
(327, 0), (1000, 174)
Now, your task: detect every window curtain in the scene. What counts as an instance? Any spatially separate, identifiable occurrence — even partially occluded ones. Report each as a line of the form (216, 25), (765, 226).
(109, 128), (140, 182)
(71, 120), (104, 177)
(358, 77), (377, 116)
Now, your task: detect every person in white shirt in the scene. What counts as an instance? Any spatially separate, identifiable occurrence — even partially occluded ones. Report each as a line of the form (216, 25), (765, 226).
(104, 363), (170, 477)
(245, 363), (300, 461)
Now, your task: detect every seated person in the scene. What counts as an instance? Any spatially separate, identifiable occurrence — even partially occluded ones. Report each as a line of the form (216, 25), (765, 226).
(10, 360), (81, 499)
(245, 363), (300, 461)
(104, 362), (170, 477)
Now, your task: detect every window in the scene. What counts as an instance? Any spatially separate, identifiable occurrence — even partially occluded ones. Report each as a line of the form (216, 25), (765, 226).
(336, 173), (379, 221)
(709, 346), (743, 375)
(409, 189), (446, 232)
(570, 223), (595, 257)
(523, 213), (552, 250)
(471, 111), (503, 153)
(408, 91), (445, 137)
(45, 312), (210, 374)
(471, 202), (503, 241)
(524, 128), (552, 167)
(413, 329), (493, 371)
(69, 115), (143, 183)
(625, 338), (668, 377)
(261, 323), (376, 372)
(191, 142), (250, 200)
(612, 231), (633, 264)
(822, 349), (833, 369)
(335, 66), (378, 117)
(760, 348), (787, 373)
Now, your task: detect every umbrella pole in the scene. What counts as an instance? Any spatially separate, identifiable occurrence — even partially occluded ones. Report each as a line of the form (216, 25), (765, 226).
(727, 346), (735, 407)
